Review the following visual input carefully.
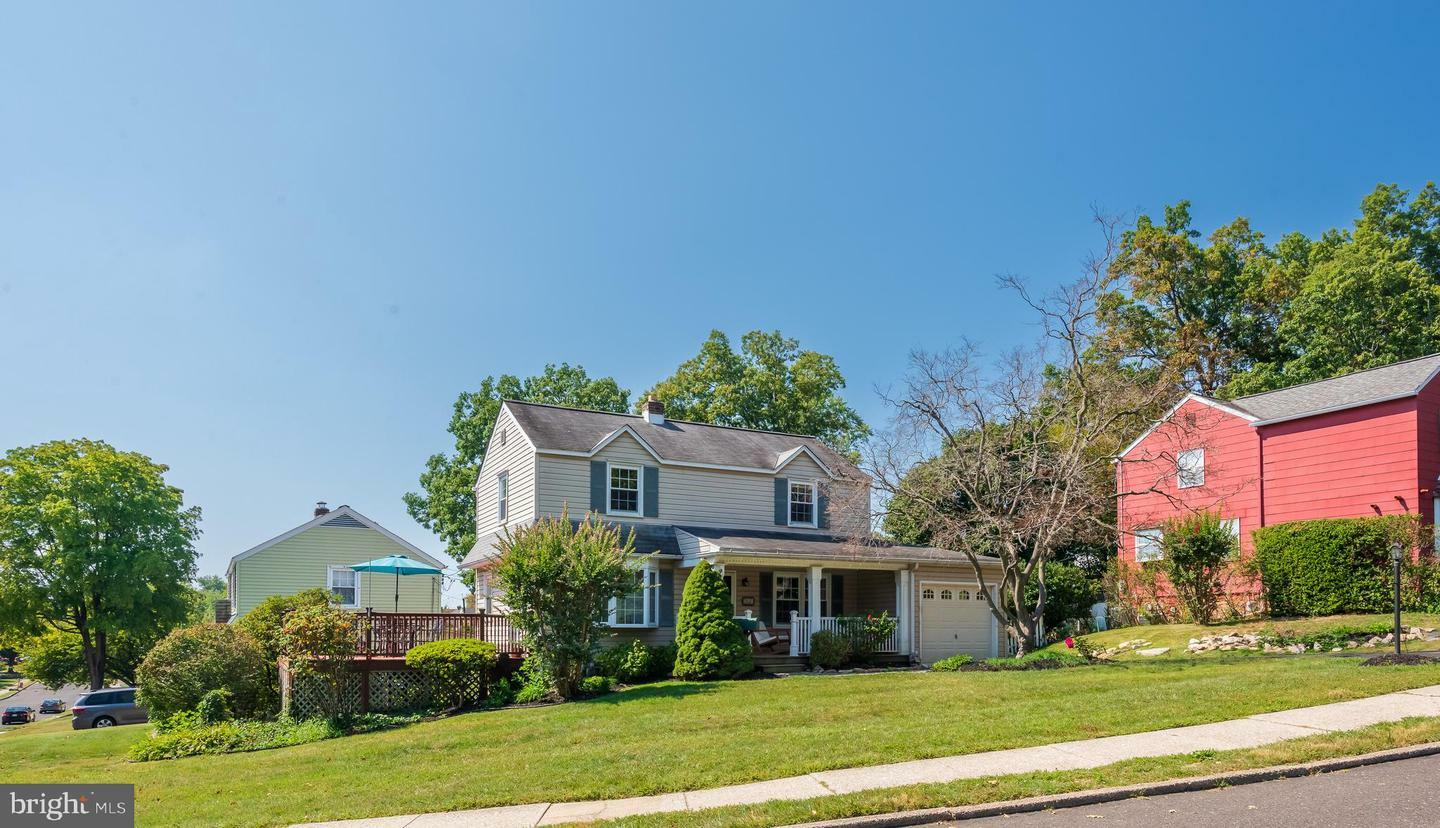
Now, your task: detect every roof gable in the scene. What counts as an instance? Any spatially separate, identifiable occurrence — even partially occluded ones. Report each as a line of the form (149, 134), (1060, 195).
(501, 400), (856, 477)
(1118, 394), (1256, 460)
(227, 506), (448, 572)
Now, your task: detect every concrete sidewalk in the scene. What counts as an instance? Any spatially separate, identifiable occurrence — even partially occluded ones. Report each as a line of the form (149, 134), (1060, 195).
(296, 684), (1440, 828)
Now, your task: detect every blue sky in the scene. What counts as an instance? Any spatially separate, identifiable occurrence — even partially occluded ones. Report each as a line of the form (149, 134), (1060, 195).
(3, 3), (1438, 594)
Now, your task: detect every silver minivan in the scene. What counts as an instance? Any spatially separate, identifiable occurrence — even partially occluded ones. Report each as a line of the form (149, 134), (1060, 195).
(71, 688), (148, 729)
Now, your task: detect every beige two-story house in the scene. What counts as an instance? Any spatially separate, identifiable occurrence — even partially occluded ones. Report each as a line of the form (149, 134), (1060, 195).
(461, 399), (1004, 665)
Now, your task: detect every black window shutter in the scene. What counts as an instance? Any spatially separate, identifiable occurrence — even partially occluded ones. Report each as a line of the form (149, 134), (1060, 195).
(760, 571), (773, 623)
(590, 461), (607, 513)
(643, 466), (659, 518)
(818, 488), (830, 530)
(773, 478), (789, 525)
(659, 567), (675, 626)
(831, 574), (844, 616)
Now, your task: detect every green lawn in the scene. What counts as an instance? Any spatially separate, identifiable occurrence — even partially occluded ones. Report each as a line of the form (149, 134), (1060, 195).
(1043, 613), (1440, 660)
(4, 656), (1440, 827)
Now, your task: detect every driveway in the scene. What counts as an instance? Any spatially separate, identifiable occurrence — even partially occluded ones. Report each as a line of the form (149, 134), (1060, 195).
(950, 753), (1440, 827)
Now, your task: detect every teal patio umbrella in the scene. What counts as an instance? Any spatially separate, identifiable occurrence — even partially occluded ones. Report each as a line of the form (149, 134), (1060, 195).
(350, 554), (444, 612)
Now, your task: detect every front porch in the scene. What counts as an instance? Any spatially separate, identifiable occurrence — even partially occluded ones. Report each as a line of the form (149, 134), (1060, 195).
(715, 562), (915, 660)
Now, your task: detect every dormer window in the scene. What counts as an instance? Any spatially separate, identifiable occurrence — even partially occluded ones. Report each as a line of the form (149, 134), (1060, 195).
(1177, 448), (1205, 488)
(789, 481), (817, 527)
(608, 464), (641, 515)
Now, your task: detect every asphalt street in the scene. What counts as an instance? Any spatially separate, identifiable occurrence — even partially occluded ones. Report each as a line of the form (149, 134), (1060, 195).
(949, 753), (1440, 827)
(0, 681), (88, 731)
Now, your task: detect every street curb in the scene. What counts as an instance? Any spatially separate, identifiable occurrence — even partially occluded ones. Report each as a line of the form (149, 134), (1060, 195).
(791, 741), (1440, 827)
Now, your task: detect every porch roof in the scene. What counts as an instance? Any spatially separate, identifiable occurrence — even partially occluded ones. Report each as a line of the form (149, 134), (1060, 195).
(677, 526), (994, 565)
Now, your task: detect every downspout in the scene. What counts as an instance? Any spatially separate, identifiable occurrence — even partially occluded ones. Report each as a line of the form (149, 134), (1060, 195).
(1257, 426), (1266, 529)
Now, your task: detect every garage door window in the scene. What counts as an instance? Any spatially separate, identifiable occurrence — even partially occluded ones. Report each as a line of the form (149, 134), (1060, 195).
(940, 589), (953, 600)
(922, 588), (934, 600)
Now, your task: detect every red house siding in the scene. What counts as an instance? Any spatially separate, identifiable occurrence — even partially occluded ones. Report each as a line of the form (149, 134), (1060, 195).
(1117, 398), (1261, 564)
(1258, 397), (1420, 525)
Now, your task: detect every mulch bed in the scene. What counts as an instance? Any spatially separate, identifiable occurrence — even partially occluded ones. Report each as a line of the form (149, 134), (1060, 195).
(1360, 653), (1437, 667)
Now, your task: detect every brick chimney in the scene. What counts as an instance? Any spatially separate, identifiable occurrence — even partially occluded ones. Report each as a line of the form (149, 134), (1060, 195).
(214, 598), (232, 624)
(314, 501), (330, 517)
(643, 396), (665, 425)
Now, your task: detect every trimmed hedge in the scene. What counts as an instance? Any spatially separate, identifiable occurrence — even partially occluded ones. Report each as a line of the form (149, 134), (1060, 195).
(808, 630), (850, 669)
(1252, 516), (1415, 616)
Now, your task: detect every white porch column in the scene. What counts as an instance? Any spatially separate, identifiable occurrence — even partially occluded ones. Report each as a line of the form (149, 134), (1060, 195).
(895, 569), (913, 656)
(808, 565), (823, 621)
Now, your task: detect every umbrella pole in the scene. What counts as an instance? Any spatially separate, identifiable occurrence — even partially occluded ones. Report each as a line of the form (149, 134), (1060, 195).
(394, 569), (400, 613)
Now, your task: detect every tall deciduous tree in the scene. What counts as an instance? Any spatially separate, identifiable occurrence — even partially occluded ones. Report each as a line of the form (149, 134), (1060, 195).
(640, 330), (869, 454)
(0, 440), (200, 689)
(405, 365), (629, 564)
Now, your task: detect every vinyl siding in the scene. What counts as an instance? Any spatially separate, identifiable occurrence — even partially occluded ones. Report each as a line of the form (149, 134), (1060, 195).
(475, 407), (538, 539)
(232, 525), (441, 617)
(534, 432), (869, 532)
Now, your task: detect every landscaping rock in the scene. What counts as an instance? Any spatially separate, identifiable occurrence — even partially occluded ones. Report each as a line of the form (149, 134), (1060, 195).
(1136, 647), (1170, 657)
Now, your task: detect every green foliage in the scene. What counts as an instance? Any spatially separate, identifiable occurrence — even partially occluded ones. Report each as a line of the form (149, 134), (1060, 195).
(640, 330), (870, 455)
(280, 604), (360, 718)
(405, 365), (630, 566)
(1025, 562), (1104, 635)
(235, 588), (335, 713)
(928, 654), (974, 672)
(1251, 516), (1416, 616)
(135, 624), (268, 720)
(672, 561), (753, 680)
(808, 630), (851, 669)
(196, 689), (235, 724)
(579, 675), (613, 696)
(188, 575), (229, 624)
(511, 659), (555, 704)
(19, 629), (154, 689)
(835, 612), (899, 664)
(0, 439), (201, 689)
(405, 639), (498, 709)
(494, 509), (641, 698)
(1160, 511), (1239, 625)
(978, 651), (1090, 671)
(593, 640), (675, 684)
(129, 713), (420, 762)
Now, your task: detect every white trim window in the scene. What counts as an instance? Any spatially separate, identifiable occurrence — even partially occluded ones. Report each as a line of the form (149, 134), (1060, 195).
(608, 463), (641, 515)
(497, 471), (509, 522)
(327, 566), (359, 608)
(609, 562), (658, 627)
(773, 573), (802, 624)
(1135, 527), (1164, 563)
(1177, 448), (1205, 488)
(788, 481), (817, 527)
(1221, 517), (1241, 557)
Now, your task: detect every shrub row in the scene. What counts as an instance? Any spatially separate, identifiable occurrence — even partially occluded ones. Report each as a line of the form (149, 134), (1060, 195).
(1252, 515), (1415, 616)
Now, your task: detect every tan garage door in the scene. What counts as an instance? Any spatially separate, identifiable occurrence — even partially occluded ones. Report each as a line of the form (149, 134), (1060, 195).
(920, 584), (994, 663)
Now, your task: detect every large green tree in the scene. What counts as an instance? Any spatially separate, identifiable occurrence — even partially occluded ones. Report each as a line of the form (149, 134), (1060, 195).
(405, 364), (629, 564)
(0, 440), (200, 689)
(640, 330), (869, 454)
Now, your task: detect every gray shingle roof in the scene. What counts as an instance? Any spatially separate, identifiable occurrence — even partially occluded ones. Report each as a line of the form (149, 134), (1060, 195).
(504, 401), (856, 473)
(463, 520), (682, 567)
(677, 526), (995, 565)
(1229, 353), (1440, 423)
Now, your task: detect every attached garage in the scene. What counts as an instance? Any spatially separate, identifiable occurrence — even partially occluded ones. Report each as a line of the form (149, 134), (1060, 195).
(919, 582), (996, 663)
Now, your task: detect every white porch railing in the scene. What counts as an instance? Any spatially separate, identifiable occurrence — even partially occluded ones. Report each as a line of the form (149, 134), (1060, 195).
(789, 612), (901, 657)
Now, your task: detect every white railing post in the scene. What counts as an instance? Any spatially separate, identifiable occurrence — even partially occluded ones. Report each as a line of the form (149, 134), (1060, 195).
(789, 610), (800, 657)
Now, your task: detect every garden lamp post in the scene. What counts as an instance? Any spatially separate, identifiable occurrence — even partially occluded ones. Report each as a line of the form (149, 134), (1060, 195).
(1391, 542), (1404, 656)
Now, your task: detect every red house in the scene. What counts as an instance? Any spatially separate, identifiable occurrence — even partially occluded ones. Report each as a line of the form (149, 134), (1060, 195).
(1117, 353), (1440, 608)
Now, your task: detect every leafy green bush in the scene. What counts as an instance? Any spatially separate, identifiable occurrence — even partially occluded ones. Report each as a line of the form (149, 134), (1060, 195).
(135, 624), (268, 720)
(673, 561), (753, 680)
(579, 675), (613, 695)
(928, 654), (974, 672)
(977, 652), (1088, 671)
(808, 630), (851, 669)
(835, 613), (899, 664)
(196, 689), (235, 724)
(511, 658), (555, 704)
(279, 603), (359, 719)
(128, 712), (420, 762)
(1252, 516), (1415, 616)
(1160, 511), (1238, 624)
(235, 588), (335, 712)
(593, 640), (675, 684)
(1025, 562), (1103, 636)
(405, 639), (498, 709)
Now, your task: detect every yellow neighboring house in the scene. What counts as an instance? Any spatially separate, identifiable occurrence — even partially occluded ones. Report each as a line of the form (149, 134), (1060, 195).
(223, 502), (448, 620)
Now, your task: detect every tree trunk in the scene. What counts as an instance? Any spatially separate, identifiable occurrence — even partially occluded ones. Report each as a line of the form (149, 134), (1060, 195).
(84, 630), (107, 690)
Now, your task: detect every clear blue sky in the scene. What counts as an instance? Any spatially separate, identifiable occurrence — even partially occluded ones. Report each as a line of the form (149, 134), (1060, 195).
(3, 3), (1438, 594)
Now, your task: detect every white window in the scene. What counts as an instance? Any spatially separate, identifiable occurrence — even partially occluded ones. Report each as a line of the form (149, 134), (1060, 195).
(789, 481), (817, 527)
(608, 464), (641, 515)
(497, 472), (509, 522)
(1135, 527), (1164, 562)
(774, 574), (802, 624)
(1177, 449), (1205, 488)
(1221, 517), (1241, 557)
(498, 427), (507, 448)
(609, 563), (658, 627)
(327, 566), (359, 608)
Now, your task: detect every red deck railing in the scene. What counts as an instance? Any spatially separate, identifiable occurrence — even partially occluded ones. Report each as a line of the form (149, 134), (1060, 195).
(358, 611), (523, 657)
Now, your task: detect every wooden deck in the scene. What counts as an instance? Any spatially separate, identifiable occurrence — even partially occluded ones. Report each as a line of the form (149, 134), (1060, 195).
(357, 610), (523, 657)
